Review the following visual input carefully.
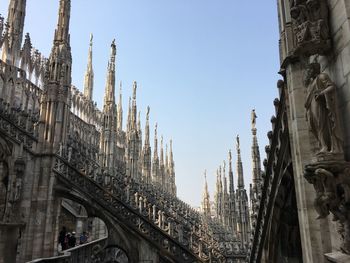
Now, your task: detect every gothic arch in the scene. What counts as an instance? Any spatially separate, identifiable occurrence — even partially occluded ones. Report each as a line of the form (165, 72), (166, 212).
(54, 186), (138, 262)
(103, 245), (129, 263)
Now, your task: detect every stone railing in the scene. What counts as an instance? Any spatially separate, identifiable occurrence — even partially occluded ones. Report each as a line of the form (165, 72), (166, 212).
(0, 98), (38, 152)
(27, 237), (107, 263)
(63, 113), (100, 176)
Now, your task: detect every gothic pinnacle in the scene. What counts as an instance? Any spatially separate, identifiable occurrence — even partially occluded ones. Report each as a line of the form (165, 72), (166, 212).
(251, 109), (262, 195)
(236, 135), (245, 189)
(153, 123), (158, 157)
(47, 0), (72, 86)
(2, 0), (27, 65)
(202, 169), (211, 216)
(144, 106), (150, 146)
(223, 160), (228, 195)
(228, 149), (235, 194)
(131, 81), (138, 130)
(84, 33), (94, 101)
(160, 135), (164, 166)
(117, 81), (123, 130)
(103, 39), (116, 106)
(54, 0), (71, 44)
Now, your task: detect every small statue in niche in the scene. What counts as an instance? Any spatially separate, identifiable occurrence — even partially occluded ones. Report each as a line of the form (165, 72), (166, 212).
(304, 63), (343, 154)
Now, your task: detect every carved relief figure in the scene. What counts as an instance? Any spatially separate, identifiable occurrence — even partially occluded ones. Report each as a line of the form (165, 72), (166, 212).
(289, 0), (331, 55)
(304, 63), (343, 154)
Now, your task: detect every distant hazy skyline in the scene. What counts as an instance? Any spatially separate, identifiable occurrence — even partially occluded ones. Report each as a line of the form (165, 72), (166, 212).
(0, 0), (280, 207)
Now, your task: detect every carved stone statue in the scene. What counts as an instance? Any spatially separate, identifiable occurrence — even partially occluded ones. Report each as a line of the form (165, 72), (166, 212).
(251, 109), (257, 129)
(304, 162), (350, 253)
(304, 63), (343, 155)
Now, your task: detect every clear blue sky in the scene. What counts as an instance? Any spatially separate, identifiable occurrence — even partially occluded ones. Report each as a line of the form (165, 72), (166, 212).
(1, 0), (280, 207)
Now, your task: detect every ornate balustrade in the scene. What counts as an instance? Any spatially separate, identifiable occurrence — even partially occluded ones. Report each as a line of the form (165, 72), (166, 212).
(54, 153), (244, 262)
(0, 97), (38, 152)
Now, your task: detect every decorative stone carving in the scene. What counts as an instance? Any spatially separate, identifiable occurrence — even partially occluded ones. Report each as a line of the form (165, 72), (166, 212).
(289, 0), (331, 56)
(12, 157), (25, 202)
(304, 161), (350, 253)
(304, 63), (343, 156)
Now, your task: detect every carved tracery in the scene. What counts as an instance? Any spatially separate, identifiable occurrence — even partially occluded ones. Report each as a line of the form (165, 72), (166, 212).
(0, 136), (11, 220)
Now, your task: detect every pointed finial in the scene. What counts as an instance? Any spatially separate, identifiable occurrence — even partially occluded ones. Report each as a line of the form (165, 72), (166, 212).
(236, 135), (240, 150)
(204, 169), (207, 180)
(119, 81), (122, 93)
(229, 149), (232, 162)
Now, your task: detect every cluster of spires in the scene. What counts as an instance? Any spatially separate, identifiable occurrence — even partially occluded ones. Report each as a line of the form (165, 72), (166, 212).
(0, 0), (176, 196)
(87, 35), (176, 195)
(201, 109), (263, 247)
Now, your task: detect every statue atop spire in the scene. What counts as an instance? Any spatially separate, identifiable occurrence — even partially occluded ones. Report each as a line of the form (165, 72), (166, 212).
(133, 80), (137, 100)
(251, 109), (257, 130)
(146, 106), (150, 119)
(250, 109), (262, 223)
(90, 32), (93, 44)
(103, 39), (116, 106)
